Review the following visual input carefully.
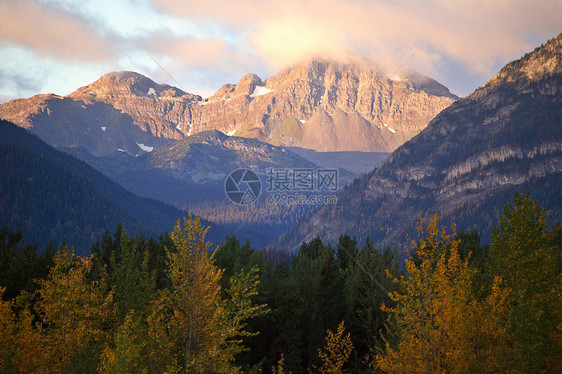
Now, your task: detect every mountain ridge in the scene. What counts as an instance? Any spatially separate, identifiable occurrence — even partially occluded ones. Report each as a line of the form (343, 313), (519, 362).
(0, 58), (457, 156)
(275, 33), (562, 249)
(60, 129), (341, 248)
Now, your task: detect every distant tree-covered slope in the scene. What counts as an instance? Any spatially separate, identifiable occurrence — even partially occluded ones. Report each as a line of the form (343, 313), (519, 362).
(0, 119), (225, 253)
(0, 139), (145, 252)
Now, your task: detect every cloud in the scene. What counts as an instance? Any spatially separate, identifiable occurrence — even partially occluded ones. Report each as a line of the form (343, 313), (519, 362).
(252, 14), (351, 69)
(0, 69), (41, 97)
(0, 44), (113, 98)
(149, 37), (239, 69)
(136, 34), (265, 94)
(0, 0), (115, 61)
(152, 0), (562, 81)
(1, 0), (560, 99)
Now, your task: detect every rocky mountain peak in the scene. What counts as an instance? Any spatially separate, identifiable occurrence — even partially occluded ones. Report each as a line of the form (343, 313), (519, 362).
(236, 73), (264, 95)
(1, 57), (458, 156)
(70, 71), (199, 101)
(268, 58), (457, 99)
(403, 72), (459, 99)
(485, 33), (561, 88)
(206, 73), (265, 102)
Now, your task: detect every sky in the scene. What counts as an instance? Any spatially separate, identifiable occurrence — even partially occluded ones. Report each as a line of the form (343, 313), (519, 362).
(0, 0), (560, 103)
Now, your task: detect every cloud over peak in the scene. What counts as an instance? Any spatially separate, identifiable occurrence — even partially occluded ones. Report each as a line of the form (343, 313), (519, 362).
(0, 0), (560, 99)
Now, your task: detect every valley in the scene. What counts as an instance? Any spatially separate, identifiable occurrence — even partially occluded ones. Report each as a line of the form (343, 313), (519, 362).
(0, 3), (560, 372)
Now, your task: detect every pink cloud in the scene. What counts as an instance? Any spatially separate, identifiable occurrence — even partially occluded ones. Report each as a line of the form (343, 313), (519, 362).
(0, 0), (115, 61)
(152, 0), (561, 77)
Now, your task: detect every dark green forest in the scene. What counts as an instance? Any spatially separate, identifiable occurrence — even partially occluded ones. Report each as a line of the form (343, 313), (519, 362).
(1, 193), (560, 373)
(0, 120), (236, 253)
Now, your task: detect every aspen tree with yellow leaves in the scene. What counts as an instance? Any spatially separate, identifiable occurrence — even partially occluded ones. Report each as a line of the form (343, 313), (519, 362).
(376, 214), (477, 374)
(316, 321), (354, 373)
(36, 247), (112, 373)
(149, 215), (267, 373)
(0, 287), (49, 372)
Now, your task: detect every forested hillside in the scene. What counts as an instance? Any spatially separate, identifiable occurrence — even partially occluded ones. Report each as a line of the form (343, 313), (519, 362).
(1, 193), (560, 373)
(0, 119), (225, 253)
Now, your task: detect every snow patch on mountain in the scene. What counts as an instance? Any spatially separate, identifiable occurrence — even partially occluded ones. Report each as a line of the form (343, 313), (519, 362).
(101, 127), (106, 131)
(383, 123), (396, 133)
(227, 130), (236, 136)
(136, 142), (154, 152)
(250, 86), (273, 97)
(147, 87), (156, 96)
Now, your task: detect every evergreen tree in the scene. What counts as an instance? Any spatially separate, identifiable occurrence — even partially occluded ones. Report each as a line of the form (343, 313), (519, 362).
(489, 193), (562, 372)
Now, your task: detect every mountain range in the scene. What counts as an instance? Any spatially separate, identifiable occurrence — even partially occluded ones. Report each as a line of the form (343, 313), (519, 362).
(0, 118), (329, 251)
(277, 33), (562, 249)
(1, 35), (560, 252)
(59, 130), (343, 247)
(0, 58), (455, 248)
(0, 59), (456, 158)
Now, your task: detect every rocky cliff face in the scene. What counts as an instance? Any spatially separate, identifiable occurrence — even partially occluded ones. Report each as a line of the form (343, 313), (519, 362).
(191, 60), (457, 151)
(0, 72), (195, 156)
(69, 71), (200, 138)
(0, 60), (456, 156)
(276, 33), (562, 250)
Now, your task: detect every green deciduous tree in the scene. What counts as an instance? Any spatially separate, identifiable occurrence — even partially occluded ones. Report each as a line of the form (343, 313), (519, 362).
(99, 310), (147, 374)
(489, 192), (562, 372)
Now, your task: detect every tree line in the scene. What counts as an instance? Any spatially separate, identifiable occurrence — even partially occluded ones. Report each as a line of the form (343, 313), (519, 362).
(0, 193), (560, 373)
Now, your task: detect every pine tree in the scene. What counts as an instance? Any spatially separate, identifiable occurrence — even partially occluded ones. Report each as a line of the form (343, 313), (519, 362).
(111, 233), (156, 322)
(346, 241), (399, 368)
